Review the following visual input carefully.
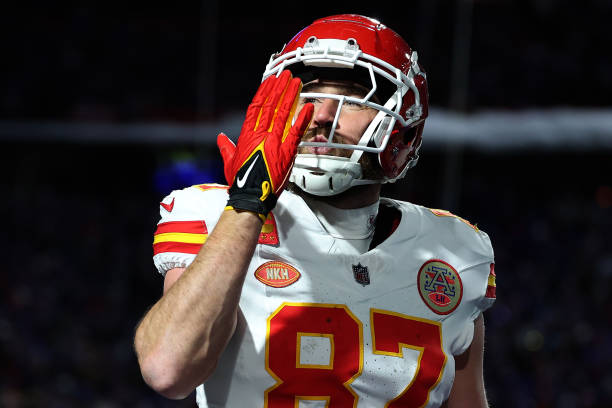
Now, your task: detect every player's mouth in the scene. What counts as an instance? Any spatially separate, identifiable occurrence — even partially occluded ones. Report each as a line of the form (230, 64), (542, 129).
(299, 128), (352, 158)
(309, 135), (332, 155)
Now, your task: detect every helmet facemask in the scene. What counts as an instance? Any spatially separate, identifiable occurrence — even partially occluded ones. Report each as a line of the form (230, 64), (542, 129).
(263, 31), (426, 196)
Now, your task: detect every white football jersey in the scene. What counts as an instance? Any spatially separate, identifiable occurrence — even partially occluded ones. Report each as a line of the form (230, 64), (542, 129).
(152, 184), (497, 408)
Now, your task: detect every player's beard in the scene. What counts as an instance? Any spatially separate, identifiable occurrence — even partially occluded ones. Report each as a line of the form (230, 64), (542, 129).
(298, 124), (352, 158)
(297, 124), (384, 180)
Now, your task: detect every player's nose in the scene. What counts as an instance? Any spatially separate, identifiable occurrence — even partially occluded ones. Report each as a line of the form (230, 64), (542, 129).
(313, 99), (339, 127)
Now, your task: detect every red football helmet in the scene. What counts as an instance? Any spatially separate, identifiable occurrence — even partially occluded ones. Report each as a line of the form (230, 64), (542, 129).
(263, 14), (429, 196)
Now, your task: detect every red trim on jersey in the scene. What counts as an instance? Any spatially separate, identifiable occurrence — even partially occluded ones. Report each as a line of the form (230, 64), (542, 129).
(153, 221), (208, 256)
(160, 197), (175, 212)
(390, 217), (401, 235)
(194, 183), (229, 191)
(154, 220), (208, 235)
(258, 212), (279, 245)
(153, 241), (202, 256)
(485, 263), (496, 299)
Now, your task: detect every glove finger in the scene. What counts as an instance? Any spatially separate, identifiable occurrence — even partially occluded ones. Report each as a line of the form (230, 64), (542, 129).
(251, 73), (277, 107)
(280, 102), (314, 165)
(264, 77), (295, 155)
(274, 104), (312, 194)
(292, 102), (314, 141)
(258, 70), (292, 133)
(272, 77), (303, 142)
(264, 77), (298, 165)
(217, 132), (236, 183)
(217, 132), (236, 159)
(244, 75), (276, 131)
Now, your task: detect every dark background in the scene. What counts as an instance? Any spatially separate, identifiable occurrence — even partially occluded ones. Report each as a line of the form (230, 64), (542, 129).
(4, 0), (612, 121)
(1, 1), (611, 407)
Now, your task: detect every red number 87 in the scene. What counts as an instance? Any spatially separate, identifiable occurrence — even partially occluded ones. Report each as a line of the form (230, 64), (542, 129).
(265, 303), (447, 407)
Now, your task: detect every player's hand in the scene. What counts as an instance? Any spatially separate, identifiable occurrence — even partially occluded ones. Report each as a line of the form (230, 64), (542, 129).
(217, 70), (314, 222)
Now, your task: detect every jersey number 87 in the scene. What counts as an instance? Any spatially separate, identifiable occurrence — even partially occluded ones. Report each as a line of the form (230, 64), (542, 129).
(265, 303), (446, 407)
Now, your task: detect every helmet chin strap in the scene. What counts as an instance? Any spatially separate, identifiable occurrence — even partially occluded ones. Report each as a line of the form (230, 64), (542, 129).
(289, 155), (379, 196)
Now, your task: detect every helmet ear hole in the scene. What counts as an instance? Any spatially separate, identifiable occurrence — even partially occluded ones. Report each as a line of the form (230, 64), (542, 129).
(379, 124), (423, 179)
(402, 126), (418, 145)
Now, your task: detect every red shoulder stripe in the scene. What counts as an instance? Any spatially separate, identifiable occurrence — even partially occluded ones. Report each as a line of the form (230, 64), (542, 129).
(429, 208), (479, 232)
(155, 220), (208, 235)
(153, 241), (202, 256)
(153, 221), (208, 256)
(194, 184), (229, 191)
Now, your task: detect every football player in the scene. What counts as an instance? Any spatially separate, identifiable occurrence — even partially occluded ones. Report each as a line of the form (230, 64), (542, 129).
(134, 14), (497, 408)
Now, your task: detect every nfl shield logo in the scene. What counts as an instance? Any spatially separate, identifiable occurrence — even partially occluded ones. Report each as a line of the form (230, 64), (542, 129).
(352, 263), (370, 286)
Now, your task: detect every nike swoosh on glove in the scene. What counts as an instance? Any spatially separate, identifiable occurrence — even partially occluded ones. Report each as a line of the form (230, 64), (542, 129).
(217, 70), (314, 222)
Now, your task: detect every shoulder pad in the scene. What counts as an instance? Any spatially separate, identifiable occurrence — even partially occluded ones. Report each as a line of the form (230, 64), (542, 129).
(428, 208), (479, 232)
(419, 205), (495, 270)
(192, 183), (229, 192)
(153, 184), (228, 262)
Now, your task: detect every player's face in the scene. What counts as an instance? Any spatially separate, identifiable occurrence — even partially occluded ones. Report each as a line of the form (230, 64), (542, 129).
(296, 80), (378, 157)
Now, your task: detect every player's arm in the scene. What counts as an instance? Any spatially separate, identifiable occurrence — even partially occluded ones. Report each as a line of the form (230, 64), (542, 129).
(442, 313), (489, 408)
(162, 266), (185, 294)
(133, 70), (313, 400)
(134, 210), (262, 399)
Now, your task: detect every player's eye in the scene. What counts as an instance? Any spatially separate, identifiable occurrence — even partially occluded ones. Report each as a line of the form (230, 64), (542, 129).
(343, 98), (369, 111)
(300, 97), (322, 105)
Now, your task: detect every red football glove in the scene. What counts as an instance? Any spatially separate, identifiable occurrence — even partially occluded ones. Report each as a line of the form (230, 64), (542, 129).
(217, 70), (314, 222)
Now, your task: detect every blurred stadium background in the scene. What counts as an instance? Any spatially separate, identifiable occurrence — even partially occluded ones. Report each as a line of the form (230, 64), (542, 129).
(1, 1), (611, 407)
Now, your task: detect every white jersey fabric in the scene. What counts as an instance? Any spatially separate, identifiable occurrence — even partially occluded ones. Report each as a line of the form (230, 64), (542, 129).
(301, 195), (379, 254)
(152, 184), (496, 408)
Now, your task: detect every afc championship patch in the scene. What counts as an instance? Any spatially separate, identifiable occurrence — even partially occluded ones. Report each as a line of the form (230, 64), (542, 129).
(418, 259), (463, 315)
(254, 261), (301, 288)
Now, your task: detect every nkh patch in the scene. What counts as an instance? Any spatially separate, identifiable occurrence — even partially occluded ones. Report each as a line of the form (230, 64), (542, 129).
(254, 261), (300, 288)
(418, 259), (463, 315)
(352, 263), (370, 286)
